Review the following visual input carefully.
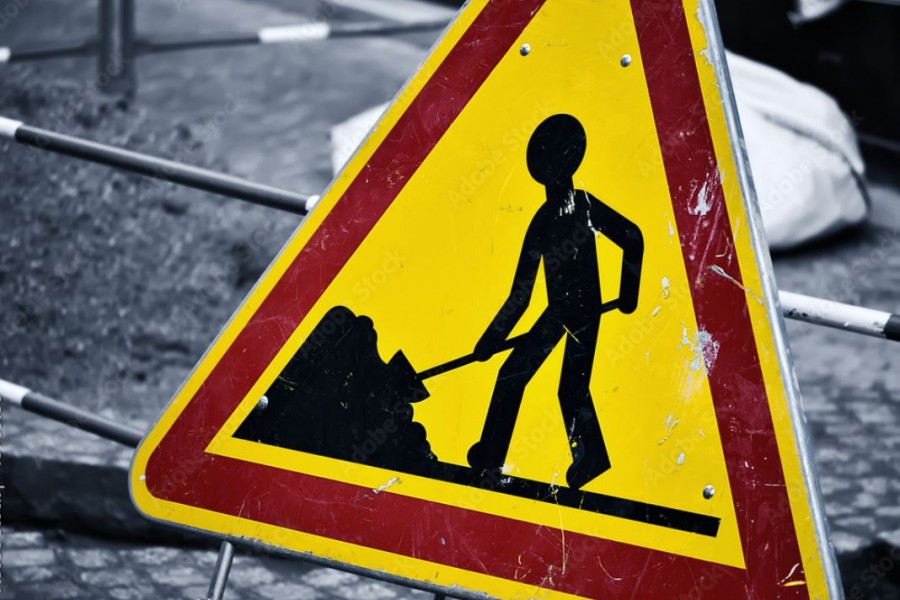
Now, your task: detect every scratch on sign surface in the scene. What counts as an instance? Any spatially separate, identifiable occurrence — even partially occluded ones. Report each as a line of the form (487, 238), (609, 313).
(658, 413), (680, 445)
(689, 180), (711, 216)
(682, 326), (720, 372)
(597, 554), (623, 582)
(373, 476), (401, 494)
(778, 562), (804, 586)
(708, 264), (764, 305)
(547, 470), (569, 575)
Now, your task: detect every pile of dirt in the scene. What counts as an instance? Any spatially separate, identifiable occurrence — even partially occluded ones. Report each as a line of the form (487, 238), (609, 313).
(0, 67), (297, 420)
(236, 306), (437, 472)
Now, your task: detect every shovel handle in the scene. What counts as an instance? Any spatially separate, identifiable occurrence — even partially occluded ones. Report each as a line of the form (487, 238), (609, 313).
(418, 300), (619, 381)
(417, 334), (527, 381)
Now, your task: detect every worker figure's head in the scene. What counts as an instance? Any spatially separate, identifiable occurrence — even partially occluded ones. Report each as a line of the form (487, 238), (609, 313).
(526, 114), (587, 188)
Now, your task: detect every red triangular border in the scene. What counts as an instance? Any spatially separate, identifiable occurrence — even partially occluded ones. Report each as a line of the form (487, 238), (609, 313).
(144, 1), (810, 597)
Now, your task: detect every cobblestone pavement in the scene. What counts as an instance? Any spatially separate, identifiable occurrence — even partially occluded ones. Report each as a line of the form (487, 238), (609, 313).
(775, 183), (900, 557)
(0, 528), (433, 600)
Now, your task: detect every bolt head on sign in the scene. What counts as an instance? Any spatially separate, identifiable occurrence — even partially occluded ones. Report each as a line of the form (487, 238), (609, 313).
(130, 0), (839, 598)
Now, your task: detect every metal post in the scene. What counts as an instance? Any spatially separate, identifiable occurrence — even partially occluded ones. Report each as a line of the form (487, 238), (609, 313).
(97, 0), (136, 96)
(120, 0), (137, 96)
(0, 116), (312, 215)
(780, 291), (900, 342)
(97, 0), (117, 91)
(138, 19), (451, 55)
(0, 378), (143, 448)
(0, 41), (96, 63)
(206, 541), (235, 600)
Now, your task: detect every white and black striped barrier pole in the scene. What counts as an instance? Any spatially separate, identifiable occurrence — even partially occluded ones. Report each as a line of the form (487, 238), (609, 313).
(0, 19), (450, 65)
(0, 378), (143, 448)
(0, 116), (315, 215)
(0, 40), (97, 64)
(781, 291), (900, 342)
(138, 20), (451, 55)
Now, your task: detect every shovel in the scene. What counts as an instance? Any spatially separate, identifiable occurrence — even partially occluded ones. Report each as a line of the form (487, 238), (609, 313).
(390, 300), (620, 402)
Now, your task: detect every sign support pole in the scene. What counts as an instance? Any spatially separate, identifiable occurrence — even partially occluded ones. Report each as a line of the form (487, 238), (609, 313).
(0, 378), (144, 448)
(206, 541), (236, 600)
(97, 0), (137, 96)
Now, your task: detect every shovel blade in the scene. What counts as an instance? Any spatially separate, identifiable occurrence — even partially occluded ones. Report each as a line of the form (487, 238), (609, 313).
(388, 350), (431, 403)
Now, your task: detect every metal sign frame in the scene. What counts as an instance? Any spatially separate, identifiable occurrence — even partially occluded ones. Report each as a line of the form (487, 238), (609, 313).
(127, 0), (842, 597)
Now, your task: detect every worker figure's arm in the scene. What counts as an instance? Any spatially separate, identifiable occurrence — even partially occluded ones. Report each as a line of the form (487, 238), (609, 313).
(474, 214), (543, 361)
(588, 193), (644, 314)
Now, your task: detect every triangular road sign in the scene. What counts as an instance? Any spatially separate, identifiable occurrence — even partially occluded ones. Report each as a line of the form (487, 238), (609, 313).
(131, 0), (840, 597)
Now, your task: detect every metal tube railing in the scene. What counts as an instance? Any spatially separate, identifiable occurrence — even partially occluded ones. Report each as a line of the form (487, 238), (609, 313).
(0, 379), (143, 447)
(138, 20), (450, 55)
(0, 116), (313, 215)
(0, 40), (97, 63)
(781, 291), (900, 342)
(0, 19), (451, 65)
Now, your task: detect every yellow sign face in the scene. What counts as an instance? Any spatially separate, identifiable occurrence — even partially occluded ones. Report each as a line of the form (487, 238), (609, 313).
(131, 0), (839, 598)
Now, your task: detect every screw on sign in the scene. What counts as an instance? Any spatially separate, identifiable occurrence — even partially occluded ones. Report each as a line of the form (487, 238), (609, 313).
(130, 0), (840, 598)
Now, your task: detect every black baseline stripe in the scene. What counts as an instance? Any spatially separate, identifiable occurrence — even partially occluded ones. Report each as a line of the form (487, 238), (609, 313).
(435, 462), (721, 537)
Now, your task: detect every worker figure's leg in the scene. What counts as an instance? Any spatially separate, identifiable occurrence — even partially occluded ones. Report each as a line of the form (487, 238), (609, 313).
(468, 312), (564, 473)
(559, 318), (610, 489)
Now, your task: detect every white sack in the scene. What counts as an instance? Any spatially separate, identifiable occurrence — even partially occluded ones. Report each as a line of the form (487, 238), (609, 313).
(794, 0), (845, 22)
(727, 51), (868, 250)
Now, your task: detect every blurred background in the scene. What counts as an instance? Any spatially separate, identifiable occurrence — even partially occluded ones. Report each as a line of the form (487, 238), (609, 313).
(1, 1), (899, 598)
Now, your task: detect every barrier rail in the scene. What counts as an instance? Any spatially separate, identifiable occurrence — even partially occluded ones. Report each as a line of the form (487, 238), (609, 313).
(0, 20), (451, 64)
(0, 0), (451, 95)
(0, 116), (313, 215)
(781, 291), (900, 342)
(0, 380), (143, 447)
(138, 20), (450, 55)
(0, 40), (97, 63)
